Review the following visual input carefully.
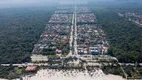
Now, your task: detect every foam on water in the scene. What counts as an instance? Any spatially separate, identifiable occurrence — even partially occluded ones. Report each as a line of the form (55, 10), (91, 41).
(22, 69), (125, 80)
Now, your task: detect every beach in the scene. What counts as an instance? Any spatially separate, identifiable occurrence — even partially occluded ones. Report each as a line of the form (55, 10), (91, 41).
(22, 69), (126, 80)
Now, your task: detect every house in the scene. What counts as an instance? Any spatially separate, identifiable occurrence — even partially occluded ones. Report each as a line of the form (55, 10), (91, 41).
(89, 47), (101, 55)
(56, 49), (62, 56)
(25, 66), (37, 72)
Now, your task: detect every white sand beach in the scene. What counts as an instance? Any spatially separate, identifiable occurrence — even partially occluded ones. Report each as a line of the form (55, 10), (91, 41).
(22, 69), (126, 80)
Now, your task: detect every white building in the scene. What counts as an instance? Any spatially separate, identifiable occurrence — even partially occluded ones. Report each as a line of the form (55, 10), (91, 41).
(31, 54), (48, 62)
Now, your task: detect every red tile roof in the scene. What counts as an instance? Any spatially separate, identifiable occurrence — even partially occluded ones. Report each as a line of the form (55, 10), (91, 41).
(26, 66), (37, 71)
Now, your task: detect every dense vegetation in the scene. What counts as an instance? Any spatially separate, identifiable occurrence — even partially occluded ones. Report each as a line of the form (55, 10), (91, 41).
(0, 6), (55, 64)
(0, 65), (25, 79)
(90, 1), (142, 63)
(102, 65), (124, 77)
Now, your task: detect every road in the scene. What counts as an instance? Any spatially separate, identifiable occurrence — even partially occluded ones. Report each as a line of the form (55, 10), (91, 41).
(1, 63), (48, 67)
(2, 63), (142, 67)
(67, 13), (74, 57)
(74, 5), (78, 56)
(67, 5), (78, 57)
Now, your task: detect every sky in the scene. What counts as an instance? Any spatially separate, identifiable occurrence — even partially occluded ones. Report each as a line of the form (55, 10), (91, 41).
(0, 0), (138, 8)
(0, 0), (114, 5)
(0, 0), (49, 5)
(0, 0), (57, 8)
(0, 0), (75, 4)
(0, 0), (88, 8)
